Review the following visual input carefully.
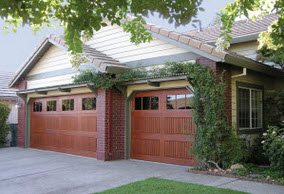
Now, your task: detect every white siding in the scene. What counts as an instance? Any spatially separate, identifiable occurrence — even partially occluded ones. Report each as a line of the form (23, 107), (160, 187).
(26, 45), (76, 89)
(229, 41), (258, 60)
(87, 25), (189, 64)
(28, 46), (72, 76)
(27, 74), (76, 89)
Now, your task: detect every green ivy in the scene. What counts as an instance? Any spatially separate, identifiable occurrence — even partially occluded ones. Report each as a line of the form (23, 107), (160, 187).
(264, 90), (284, 127)
(74, 62), (243, 168)
(0, 101), (10, 147)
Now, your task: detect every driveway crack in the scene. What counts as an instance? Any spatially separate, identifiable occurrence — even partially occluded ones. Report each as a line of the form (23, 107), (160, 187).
(216, 178), (239, 187)
(0, 166), (67, 182)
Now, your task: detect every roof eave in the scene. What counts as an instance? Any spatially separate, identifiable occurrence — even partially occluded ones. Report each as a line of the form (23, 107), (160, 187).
(9, 38), (51, 88)
(224, 54), (284, 77)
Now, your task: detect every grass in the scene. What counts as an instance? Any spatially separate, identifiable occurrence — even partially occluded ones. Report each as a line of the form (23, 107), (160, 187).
(96, 177), (246, 194)
(233, 164), (284, 184)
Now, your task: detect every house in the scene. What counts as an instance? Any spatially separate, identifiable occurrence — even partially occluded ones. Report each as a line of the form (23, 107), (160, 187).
(0, 71), (19, 146)
(9, 15), (284, 166)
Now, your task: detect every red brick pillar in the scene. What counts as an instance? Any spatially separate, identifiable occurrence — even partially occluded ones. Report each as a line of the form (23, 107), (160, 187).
(196, 57), (217, 71)
(96, 88), (126, 161)
(196, 57), (232, 124)
(217, 63), (232, 124)
(15, 80), (27, 147)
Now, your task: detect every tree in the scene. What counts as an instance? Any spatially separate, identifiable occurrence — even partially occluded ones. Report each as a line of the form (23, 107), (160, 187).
(0, 0), (203, 53)
(1, 1), (283, 67)
(219, 0), (284, 69)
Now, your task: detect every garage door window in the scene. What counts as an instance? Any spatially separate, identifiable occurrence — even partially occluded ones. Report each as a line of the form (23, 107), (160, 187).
(167, 94), (193, 109)
(82, 98), (96, 110)
(62, 99), (74, 111)
(33, 102), (42, 112)
(47, 100), (56, 111)
(135, 96), (159, 110)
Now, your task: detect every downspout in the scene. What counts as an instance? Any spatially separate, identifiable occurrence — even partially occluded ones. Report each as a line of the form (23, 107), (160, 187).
(25, 97), (31, 148)
(108, 90), (112, 158)
(231, 67), (247, 78)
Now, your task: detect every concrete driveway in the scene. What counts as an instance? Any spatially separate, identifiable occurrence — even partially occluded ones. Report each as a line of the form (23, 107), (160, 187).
(1, 148), (284, 194)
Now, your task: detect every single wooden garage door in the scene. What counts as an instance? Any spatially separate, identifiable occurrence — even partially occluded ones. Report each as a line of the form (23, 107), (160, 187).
(30, 93), (97, 157)
(131, 88), (195, 165)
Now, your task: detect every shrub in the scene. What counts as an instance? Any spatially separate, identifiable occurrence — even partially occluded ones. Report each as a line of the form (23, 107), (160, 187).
(243, 136), (269, 165)
(264, 90), (284, 127)
(0, 102), (10, 147)
(262, 126), (284, 173)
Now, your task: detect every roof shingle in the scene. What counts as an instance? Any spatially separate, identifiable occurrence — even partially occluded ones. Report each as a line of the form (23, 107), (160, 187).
(0, 72), (17, 99)
(185, 14), (278, 43)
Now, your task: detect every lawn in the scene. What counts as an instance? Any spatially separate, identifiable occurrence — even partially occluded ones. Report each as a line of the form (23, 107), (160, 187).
(97, 177), (246, 194)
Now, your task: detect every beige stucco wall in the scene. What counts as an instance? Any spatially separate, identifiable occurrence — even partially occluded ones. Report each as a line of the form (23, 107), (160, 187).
(126, 80), (190, 97)
(26, 87), (92, 101)
(231, 66), (283, 128)
(229, 41), (258, 60)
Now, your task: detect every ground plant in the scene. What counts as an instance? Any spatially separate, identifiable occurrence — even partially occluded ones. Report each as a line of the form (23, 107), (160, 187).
(262, 126), (284, 173)
(0, 101), (10, 147)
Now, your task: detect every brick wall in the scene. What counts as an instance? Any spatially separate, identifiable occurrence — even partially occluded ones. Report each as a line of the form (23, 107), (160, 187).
(197, 57), (232, 124)
(14, 80), (27, 147)
(217, 63), (232, 124)
(96, 88), (126, 161)
(196, 57), (217, 71)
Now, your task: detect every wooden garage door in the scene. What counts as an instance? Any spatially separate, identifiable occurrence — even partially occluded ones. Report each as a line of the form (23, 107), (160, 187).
(30, 93), (97, 157)
(131, 88), (195, 165)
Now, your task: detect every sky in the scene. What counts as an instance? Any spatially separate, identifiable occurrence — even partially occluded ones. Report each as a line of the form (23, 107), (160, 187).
(0, 0), (232, 73)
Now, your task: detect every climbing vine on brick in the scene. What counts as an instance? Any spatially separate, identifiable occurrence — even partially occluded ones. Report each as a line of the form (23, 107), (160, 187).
(74, 62), (243, 168)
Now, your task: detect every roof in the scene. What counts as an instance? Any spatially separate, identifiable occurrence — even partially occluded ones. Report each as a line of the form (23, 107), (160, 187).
(143, 19), (284, 77)
(10, 35), (127, 87)
(49, 35), (127, 72)
(0, 72), (17, 100)
(185, 14), (278, 43)
(10, 15), (284, 88)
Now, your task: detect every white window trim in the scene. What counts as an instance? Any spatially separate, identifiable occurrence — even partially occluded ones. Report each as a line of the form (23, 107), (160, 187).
(238, 86), (263, 130)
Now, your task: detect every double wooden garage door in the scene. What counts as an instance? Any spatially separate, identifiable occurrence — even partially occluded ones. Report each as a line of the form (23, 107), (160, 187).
(30, 89), (194, 165)
(131, 88), (196, 166)
(30, 94), (97, 157)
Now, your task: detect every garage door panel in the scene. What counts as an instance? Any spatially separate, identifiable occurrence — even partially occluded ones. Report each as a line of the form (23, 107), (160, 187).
(60, 116), (78, 131)
(163, 117), (194, 135)
(133, 116), (160, 133)
(45, 116), (60, 130)
(31, 116), (45, 131)
(80, 116), (97, 132)
(164, 141), (192, 159)
(30, 94), (97, 158)
(131, 88), (195, 166)
(59, 134), (74, 149)
(132, 139), (160, 156)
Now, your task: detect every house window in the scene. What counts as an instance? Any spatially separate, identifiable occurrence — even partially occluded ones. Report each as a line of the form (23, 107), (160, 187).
(238, 86), (263, 129)
(62, 99), (74, 111)
(135, 96), (159, 110)
(47, 100), (56, 111)
(33, 102), (42, 112)
(167, 94), (193, 109)
(82, 98), (96, 110)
